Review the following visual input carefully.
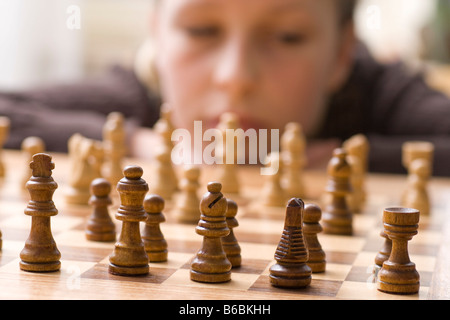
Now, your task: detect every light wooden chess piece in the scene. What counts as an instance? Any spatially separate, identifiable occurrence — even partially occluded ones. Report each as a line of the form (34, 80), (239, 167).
(343, 134), (369, 213)
(402, 158), (431, 216)
(148, 146), (178, 200)
(281, 122), (307, 199)
(109, 166), (149, 276)
(261, 152), (287, 207)
(66, 133), (104, 205)
(0, 116), (10, 178)
(174, 165), (201, 223)
(190, 182), (232, 283)
(216, 112), (240, 194)
(270, 198), (312, 288)
(151, 105), (178, 197)
(103, 112), (126, 187)
(154, 103), (176, 153)
(377, 207), (420, 295)
(21, 136), (45, 190)
(402, 141), (434, 172)
(20, 153), (61, 272)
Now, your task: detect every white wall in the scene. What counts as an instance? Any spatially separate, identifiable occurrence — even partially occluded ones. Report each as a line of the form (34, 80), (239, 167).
(354, 0), (437, 64)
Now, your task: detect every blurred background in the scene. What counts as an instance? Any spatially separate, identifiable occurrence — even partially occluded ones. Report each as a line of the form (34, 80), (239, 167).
(0, 0), (449, 94)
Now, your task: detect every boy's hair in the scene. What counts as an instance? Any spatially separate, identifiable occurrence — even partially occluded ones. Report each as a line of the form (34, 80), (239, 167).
(151, 0), (358, 25)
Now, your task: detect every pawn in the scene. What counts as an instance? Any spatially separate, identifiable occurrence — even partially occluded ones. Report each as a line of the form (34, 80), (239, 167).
(142, 194), (168, 262)
(108, 166), (149, 276)
(378, 207), (420, 295)
(303, 203), (326, 273)
(85, 178), (116, 242)
(322, 148), (353, 235)
(222, 199), (241, 268)
(281, 122), (307, 199)
(102, 112), (126, 187)
(270, 198), (312, 288)
(20, 153), (61, 272)
(261, 152), (287, 207)
(148, 146), (178, 200)
(373, 230), (392, 275)
(174, 165), (201, 223)
(216, 112), (240, 194)
(190, 182), (232, 283)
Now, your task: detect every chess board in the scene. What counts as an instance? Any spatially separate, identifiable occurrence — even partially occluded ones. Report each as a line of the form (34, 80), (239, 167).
(0, 149), (449, 303)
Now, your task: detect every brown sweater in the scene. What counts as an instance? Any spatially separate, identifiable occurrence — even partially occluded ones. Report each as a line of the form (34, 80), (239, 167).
(1, 44), (450, 176)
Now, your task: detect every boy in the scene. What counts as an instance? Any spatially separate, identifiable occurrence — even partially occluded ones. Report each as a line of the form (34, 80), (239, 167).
(1, 0), (450, 175)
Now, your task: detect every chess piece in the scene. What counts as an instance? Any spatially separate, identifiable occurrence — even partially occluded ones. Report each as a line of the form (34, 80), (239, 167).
(222, 198), (241, 268)
(21, 136), (45, 190)
(154, 103), (177, 154)
(0, 116), (10, 177)
(142, 194), (168, 262)
(270, 198), (312, 288)
(322, 148), (353, 235)
(261, 152), (287, 207)
(402, 158), (431, 216)
(402, 141), (434, 172)
(190, 182), (232, 283)
(343, 134), (369, 213)
(281, 122), (307, 199)
(148, 146), (178, 200)
(66, 133), (104, 205)
(103, 112), (126, 187)
(377, 207), (420, 295)
(303, 203), (326, 273)
(109, 166), (149, 276)
(20, 153), (61, 272)
(216, 113), (240, 194)
(174, 165), (201, 223)
(374, 230), (392, 275)
(86, 178), (116, 242)
(401, 141), (433, 216)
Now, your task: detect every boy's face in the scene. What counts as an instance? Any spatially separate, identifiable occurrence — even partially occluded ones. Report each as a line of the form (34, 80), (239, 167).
(153, 0), (354, 136)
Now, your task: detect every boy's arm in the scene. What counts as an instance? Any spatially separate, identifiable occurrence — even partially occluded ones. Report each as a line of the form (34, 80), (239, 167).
(325, 43), (450, 176)
(0, 66), (161, 152)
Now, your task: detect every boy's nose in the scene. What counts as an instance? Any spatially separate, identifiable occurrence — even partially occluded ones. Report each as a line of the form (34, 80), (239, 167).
(212, 36), (258, 101)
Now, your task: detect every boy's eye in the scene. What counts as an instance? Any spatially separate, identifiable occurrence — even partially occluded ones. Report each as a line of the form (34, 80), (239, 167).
(185, 26), (220, 38)
(276, 32), (304, 45)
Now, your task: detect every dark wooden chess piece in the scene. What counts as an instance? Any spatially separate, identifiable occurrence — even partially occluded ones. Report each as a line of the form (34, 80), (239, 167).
(86, 178), (116, 242)
(20, 153), (61, 272)
(270, 198), (312, 288)
(377, 207), (420, 295)
(222, 198), (241, 268)
(108, 166), (149, 276)
(142, 194), (168, 262)
(373, 229), (392, 275)
(322, 148), (353, 235)
(190, 182), (232, 283)
(304, 203), (326, 273)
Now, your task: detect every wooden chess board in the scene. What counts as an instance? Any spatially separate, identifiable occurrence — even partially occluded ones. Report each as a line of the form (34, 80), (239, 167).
(0, 150), (449, 301)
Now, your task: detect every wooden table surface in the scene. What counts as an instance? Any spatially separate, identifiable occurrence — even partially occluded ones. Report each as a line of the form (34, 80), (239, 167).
(0, 150), (449, 300)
